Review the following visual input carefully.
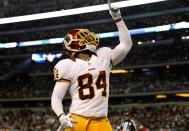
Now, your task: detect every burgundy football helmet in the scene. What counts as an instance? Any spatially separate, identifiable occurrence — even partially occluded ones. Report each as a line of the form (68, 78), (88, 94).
(64, 29), (99, 57)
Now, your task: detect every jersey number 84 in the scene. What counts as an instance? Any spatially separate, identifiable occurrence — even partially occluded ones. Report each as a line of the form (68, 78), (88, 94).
(78, 70), (107, 100)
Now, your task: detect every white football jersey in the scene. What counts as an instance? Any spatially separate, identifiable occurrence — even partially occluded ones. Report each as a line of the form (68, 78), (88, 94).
(54, 47), (113, 117)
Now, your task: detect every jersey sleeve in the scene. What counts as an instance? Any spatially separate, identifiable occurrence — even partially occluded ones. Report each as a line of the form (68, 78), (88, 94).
(109, 20), (132, 66)
(96, 47), (113, 65)
(53, 59), (72, 83)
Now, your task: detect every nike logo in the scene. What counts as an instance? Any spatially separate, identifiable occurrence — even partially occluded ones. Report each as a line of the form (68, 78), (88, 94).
(88, 68), (95, 71)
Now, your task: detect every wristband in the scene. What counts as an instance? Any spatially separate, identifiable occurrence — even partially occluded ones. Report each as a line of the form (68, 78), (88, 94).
(58, 113), (65, 119)
(114, 17), (122, 23)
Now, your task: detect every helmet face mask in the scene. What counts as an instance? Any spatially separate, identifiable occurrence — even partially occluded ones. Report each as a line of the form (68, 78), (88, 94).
(64, 29), (99, 57)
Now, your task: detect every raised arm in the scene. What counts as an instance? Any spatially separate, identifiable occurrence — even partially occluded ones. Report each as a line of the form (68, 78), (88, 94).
(109, 1), (132, 65)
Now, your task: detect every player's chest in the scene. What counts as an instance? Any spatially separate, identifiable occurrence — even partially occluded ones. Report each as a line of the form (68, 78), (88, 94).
(71, 56), (110, 80)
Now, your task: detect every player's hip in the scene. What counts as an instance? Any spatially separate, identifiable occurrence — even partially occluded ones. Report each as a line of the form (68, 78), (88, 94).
(65, 113), (112, 131)
(69, 108), (108, 118)
(70, 113), (107, 120)
(69, 100), (109, 117)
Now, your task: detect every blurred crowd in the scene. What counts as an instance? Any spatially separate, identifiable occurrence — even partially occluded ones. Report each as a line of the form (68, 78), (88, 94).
(0, 56), (31, 81)
(121, 41), (189, 66)
(0, 76), (53, 98)
(0, 57), (30, 77)
(109, 104), (189, 130)
(0, 104), (188, 130)
(0, 108), (59, 131)
(109, 73), (189, 94)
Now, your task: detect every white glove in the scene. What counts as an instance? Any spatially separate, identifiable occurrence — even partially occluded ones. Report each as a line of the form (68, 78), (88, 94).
(59, 114), (77, 129)
(108, 0), (121, 21)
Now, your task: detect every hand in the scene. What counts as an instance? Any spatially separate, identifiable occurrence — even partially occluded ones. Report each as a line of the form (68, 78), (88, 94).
(108, 0), (121, 21)
(59, 114), (77, 128)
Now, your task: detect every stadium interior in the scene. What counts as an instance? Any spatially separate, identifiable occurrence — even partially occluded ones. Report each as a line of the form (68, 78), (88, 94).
(0, 0), (189, 130)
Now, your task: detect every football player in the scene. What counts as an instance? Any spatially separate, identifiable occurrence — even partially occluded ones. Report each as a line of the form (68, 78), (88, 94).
(51, 2), (132, 131)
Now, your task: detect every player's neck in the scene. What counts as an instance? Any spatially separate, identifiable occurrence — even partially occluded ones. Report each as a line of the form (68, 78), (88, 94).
(80, 57), (90, 61)
(76, 53), (91, 61)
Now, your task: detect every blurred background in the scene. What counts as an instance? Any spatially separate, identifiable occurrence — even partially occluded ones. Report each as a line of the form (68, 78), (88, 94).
(0, 0), (189, 130)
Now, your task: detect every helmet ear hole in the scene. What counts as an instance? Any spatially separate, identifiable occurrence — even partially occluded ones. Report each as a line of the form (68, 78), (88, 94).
(64, 34), (73, 46)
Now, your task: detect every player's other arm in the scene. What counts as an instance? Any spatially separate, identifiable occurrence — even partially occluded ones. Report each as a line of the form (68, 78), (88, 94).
(51, 81), (69, 117)
(51, 81), (76, 128)
(109, 3), (132, 66)
(51, 61), (70, 117)
(51, 60), (76, 128)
